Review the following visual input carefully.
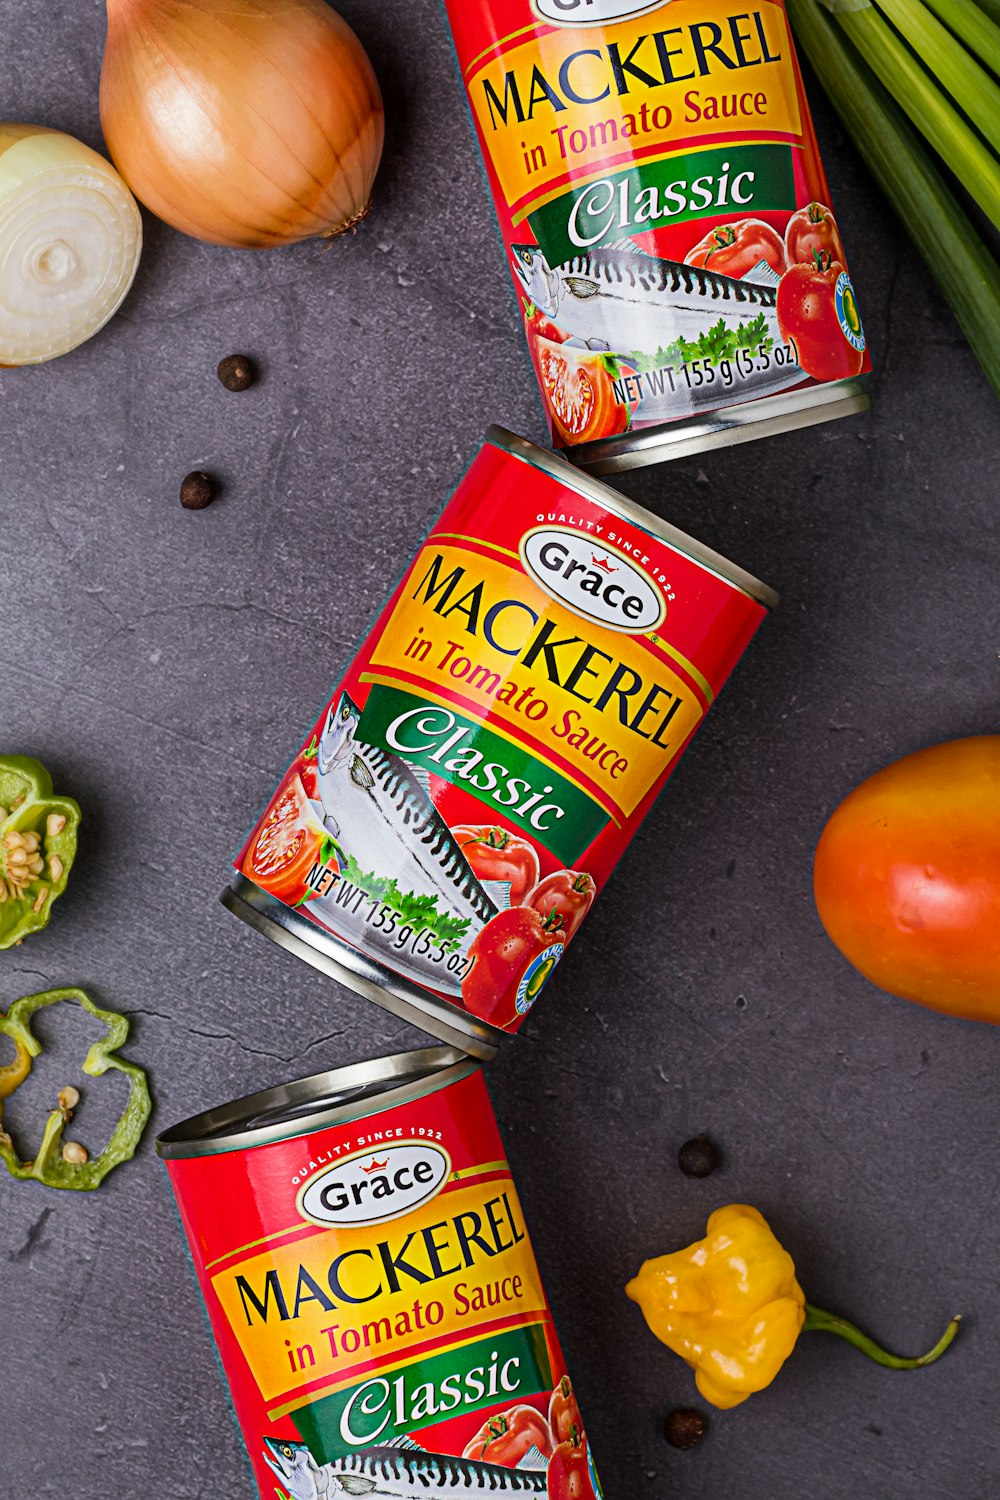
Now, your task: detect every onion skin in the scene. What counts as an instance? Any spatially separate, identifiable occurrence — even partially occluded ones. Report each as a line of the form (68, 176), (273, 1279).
(100, 0), (384, 249)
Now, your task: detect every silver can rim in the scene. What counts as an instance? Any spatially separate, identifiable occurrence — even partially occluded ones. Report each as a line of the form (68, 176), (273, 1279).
(221, 876), (503, 1062)
(486, 425), (779, 611)
(155, 1045), (476, 1160)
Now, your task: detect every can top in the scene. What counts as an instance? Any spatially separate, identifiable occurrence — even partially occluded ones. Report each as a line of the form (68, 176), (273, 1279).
(487, 426), (779, 611)
(155, 1045), (477, 1161)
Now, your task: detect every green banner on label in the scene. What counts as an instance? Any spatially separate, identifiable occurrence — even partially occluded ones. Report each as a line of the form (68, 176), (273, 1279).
(295, 1323), (554, 1464)
(528, 144), (795, 267)
(358, 683), (610, 865)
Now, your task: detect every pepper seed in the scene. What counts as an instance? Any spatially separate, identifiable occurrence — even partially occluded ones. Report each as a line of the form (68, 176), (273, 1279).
(46, 813), (67, 838)
(49, 855), (64, 881)
(58, 1086), (80, 1112)
(180, 471), (219, 511)
(678, 1136), (720, 1179)
(665, 1409), (706, 1451)
(62, 1141), (88, 1166)
(32, 887), (48, 913)
(217, 353), (257, 392)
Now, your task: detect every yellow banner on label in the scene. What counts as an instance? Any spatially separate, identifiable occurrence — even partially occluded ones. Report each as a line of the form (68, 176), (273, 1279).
(469, 2), (802, 211)
(212, 1181), (546, 1406)
(366, 543), (703, 819)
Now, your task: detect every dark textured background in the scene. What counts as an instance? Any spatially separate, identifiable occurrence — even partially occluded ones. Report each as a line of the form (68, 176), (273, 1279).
(1, 2), (998, 1497)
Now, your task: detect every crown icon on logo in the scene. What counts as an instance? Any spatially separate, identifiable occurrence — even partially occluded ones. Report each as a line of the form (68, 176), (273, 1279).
(361, 1157), (389, 1174)
(592, 553), (616, 574)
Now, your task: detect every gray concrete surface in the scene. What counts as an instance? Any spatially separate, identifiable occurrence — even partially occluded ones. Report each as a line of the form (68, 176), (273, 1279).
(1, 1), (998, 1497)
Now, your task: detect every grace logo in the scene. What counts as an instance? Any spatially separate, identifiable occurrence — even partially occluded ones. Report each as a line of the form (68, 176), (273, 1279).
(297, 1141), (451, 1228)
(532, 0), (671, 25)
(520, 525), (666, 634)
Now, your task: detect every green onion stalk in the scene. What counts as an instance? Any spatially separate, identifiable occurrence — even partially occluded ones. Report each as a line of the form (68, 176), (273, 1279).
(786, 0), (1000, 398)
(915, 0), (1000, 80)
(821, 0), (1000, 228)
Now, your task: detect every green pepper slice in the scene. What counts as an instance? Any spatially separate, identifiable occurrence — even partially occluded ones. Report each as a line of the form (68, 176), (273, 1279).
(0, 754), (81, 949)
(0, 988), (151, 1191)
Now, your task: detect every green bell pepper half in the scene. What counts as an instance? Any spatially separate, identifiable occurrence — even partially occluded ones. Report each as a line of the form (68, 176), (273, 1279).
(0, 988), (151, 1191)
(0, 755), (81, 949)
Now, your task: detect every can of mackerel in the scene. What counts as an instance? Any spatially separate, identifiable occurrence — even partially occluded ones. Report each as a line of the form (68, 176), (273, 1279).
(441, 0), (871, 473)
(223, 427), (777, 1059)
(156, 1046), (603, 1500)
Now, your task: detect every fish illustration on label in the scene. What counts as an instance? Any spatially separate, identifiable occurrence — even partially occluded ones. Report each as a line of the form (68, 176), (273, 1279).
(263, 1436), (550, 1498)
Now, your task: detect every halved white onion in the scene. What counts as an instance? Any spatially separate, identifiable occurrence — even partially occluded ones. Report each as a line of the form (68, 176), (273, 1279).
(0, 124), (142, 366)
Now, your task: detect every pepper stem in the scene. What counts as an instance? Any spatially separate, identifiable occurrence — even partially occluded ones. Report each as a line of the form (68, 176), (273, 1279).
(803, 1304), (961, 1369)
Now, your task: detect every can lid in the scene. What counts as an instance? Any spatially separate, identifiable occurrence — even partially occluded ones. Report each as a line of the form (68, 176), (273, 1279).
(155, 1045), (477, 1160)
(486, 425), (779, 611)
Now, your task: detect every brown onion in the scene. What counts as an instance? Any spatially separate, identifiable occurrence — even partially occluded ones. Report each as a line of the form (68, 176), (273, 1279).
(100, 0), (384, 249)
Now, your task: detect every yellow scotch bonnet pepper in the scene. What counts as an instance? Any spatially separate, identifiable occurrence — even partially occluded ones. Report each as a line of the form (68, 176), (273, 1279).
(626, 1204), (960, 1410)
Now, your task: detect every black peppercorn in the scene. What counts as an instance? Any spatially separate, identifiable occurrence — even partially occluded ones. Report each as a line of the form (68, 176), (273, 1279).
(217, 353), (257, 392)
(677, 1135), (719, 1179)
(664, 1408), (705, 1450)
(180, 471), (218, 510)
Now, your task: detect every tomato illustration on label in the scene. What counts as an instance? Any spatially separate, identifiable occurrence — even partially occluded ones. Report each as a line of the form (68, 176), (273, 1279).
(547, 1427), (601, 1500)
(298, 734), (320, 800)
(784, 202), (846, 268)
(463, 906), (565, 1026)
(777, 253), (865, 381)
(463, 1404), (555, 1465)
(527, 872), (597, 943)
(524, 298), (568, 349)
(242, 773), (328, 905)
(685, 218), (788, 280)
(534, 338), (635, 447)
(548, 1376), (585, 1448)
(453, 825), (540, 906)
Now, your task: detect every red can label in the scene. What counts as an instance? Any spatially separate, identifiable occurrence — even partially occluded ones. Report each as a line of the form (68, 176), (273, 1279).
(236, 436), (770, 1034)
(442, 0), (869, 451)
(164, 1069), (601, 1500)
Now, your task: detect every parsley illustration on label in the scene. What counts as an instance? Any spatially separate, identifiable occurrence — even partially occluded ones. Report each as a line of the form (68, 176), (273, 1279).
(342, 857), (471, 949)
(627, 314), (775, 372)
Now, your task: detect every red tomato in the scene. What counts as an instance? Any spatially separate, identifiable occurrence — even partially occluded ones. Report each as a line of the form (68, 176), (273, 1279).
(547, 1432), (600, 1500)
(776, 252), (865, 382)
(814, 737), (1000, 1024)
(548, 1376), (584, 1447)
(462, 906), (565, 1027)
(784, 202), (846, 268)
(453, 825), (540, 906)
(243, 774), (324, 905)
(463, 1405), (554, 1466)
(533, 337), (636, 447)
(526, 871), (596, 943)
(685, 218), (787, 279)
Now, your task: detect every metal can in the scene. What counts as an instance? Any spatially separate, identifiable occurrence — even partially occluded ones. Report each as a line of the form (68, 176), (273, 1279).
(442, 0), (871, 473)
(223, 427), (776, 1058)
(156, 1047), (603, 1500)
